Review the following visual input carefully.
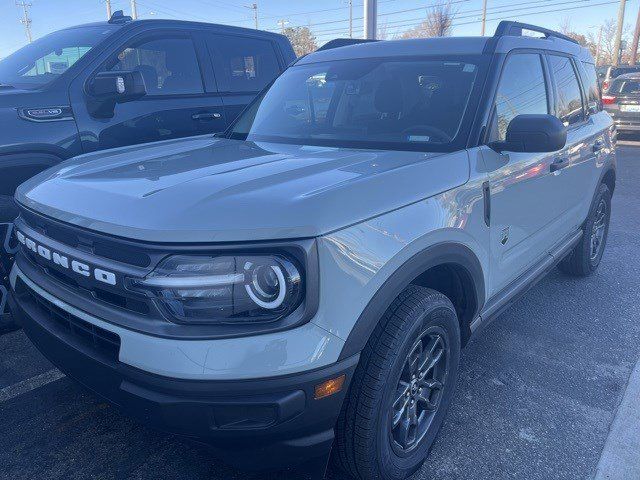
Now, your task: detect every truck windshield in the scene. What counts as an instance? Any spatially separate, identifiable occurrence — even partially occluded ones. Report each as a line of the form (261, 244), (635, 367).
(0, 25), (115, 90)
(227, 55), (486, 152)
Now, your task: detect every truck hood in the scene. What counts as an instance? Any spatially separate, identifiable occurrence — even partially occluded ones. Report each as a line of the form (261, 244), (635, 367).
(16, 136), (470, 243)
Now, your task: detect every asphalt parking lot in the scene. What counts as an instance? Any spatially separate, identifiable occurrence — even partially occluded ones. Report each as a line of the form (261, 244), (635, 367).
(1, 141), (639, 480)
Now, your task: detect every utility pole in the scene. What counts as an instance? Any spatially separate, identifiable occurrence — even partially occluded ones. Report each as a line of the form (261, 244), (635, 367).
(480, 0), (488, 36)
(16, 1), (33, 43)
(106, 0), (112, 19)
(130, 0), (138, 20)
(246, 3), (258, 30)
(364, 0), (377, 40)
(349, 0), (353, 38)
(277, 19), (289, 34)
(613, 0), (627, 66)
(632, 5), (640, 64)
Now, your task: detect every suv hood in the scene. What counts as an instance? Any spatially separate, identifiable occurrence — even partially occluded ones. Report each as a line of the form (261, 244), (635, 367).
(17, 136), (470, 243)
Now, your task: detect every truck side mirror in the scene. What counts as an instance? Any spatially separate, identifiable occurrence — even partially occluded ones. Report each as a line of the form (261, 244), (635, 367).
(86, 70), (147, 118)
(489, 114), (567, 153)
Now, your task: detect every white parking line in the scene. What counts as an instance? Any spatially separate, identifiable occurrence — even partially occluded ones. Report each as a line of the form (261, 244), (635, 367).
(595, 357), (640, 480)
(0, 369), (65, 403)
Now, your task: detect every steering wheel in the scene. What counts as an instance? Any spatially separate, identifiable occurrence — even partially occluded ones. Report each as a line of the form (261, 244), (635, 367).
(401, 125), (452, 144)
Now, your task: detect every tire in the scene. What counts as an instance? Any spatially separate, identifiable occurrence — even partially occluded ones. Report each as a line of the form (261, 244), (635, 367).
(333, 286), (461, 480)
(558, 183), (611, 277)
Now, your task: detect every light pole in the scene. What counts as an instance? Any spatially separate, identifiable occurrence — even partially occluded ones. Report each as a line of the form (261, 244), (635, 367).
(613, 0), (627, 66)
(364, 0), (377, 40)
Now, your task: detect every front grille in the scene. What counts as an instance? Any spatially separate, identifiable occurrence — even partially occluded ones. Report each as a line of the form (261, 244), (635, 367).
(20, 208), (151, 268)
(19, 278), (121, 362)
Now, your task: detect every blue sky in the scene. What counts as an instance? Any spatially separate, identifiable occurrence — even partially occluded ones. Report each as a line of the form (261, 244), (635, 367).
(1, 0), (637, 58)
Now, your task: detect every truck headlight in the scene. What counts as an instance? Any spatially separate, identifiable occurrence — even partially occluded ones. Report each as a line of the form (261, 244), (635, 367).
(126, 254), (303, 324)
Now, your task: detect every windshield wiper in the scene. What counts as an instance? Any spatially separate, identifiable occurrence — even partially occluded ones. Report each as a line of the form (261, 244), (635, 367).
(0, 83), (15, 89)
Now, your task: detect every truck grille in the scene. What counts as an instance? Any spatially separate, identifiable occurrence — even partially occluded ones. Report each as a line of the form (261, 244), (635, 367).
(18, 278), (121, 362)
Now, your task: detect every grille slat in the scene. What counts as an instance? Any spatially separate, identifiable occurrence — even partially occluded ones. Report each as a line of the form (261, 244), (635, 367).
(21, 280), (121, 361)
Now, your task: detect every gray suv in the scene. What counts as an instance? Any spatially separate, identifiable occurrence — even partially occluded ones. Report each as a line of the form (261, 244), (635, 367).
(7, 22), (615, 480)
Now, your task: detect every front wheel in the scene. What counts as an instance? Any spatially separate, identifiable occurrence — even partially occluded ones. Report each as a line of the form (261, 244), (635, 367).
(333, 286), (461, 480)
(558, 183), (611, 276)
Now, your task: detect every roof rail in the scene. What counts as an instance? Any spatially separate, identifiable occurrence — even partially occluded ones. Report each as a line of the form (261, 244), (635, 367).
(494, 21), (579, 45)
(108, 10), (133, 24)
(316, 38), (379, 52)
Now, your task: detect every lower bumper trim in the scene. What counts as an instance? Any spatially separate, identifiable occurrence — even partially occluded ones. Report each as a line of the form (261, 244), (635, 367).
(9, 278), (359, 470)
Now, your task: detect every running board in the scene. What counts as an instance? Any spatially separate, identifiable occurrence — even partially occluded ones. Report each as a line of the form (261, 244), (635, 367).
(470, 230), (583, 334)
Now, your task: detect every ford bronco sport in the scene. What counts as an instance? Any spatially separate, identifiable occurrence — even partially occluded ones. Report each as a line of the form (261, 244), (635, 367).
(7, 22), (615, 480)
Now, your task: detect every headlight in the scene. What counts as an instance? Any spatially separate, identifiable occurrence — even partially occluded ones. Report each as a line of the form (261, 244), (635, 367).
(126, 254), (303, 324)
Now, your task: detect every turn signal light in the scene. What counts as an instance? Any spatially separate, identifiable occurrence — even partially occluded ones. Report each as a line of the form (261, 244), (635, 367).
(314, 375), (346, 400)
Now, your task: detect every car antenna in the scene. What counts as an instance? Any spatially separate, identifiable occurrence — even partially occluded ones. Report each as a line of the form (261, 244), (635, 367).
(108, 10), (133, 24)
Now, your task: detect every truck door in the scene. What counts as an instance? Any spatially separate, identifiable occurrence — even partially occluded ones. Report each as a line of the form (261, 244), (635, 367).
(69, 29), (227, 153)
(204, 33), (283, 123)
(481, 52), (563, 297)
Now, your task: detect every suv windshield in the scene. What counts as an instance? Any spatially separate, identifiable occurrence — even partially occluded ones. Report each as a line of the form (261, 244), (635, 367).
(228, 56), (486, 152)
(0, 25), (116, 90)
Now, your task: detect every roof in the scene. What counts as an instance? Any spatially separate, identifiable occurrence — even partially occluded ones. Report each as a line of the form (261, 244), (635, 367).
(613, 72), (640, 79)
(298, 29), (593, 65)
(60, 18), (286, 41)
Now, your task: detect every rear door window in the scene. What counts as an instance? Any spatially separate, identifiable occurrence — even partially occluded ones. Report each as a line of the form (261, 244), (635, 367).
(579, 61), (602, 114)
(490, 53), (549, 141)
(549, 55), (584, 126)
(206, 34), (281, 93)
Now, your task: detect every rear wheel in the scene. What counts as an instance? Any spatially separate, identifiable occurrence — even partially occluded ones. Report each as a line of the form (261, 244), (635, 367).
(558, 183), (611, 276)
(333, 286), (460, 480)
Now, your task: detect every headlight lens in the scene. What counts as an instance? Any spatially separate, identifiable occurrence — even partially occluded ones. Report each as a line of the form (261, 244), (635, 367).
(127, 254), (303, 324)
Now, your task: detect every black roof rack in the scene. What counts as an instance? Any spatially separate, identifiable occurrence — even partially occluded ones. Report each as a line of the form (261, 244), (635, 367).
(316, 38), (379, 52)
(494, 21), (579, 45)
(108, 10), (133, 24)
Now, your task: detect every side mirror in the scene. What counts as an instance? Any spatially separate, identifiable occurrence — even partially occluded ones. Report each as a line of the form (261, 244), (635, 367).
(86, 70), (146, 118)
(490, 114), (567, 153)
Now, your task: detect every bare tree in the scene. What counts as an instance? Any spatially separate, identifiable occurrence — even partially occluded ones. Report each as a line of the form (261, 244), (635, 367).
(400, 3), (454, 39)
(587, 19), (633, 65)
(557, 17), (589, 48)
(283, 26), (318, 57)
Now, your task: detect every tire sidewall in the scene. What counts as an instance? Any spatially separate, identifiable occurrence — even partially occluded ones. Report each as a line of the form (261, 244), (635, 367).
(375, 299), (461, 479)
(583, 184), (611, 272)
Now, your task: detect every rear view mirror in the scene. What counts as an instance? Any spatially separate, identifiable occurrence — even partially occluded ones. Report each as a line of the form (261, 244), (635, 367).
(490, 114), (567, 153)
(86, 70), (147, 118)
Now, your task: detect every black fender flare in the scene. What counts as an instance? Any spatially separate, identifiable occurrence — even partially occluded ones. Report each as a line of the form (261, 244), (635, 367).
(338, 242), (486, 361)
(0, 151), (67, 197)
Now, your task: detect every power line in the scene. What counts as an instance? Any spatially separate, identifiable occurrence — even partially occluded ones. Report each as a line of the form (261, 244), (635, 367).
(312, 0), (621, 38)
(316, 0), (605, 36)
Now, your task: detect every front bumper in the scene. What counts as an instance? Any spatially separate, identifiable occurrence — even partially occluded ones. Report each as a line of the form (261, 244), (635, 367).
(9, 272), (359, 471)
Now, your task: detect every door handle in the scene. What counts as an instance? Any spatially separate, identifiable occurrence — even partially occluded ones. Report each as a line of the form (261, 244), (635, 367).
(550, 155), (569, 172)
(192, 112), (222, 121)
(593, 139), (604, 153)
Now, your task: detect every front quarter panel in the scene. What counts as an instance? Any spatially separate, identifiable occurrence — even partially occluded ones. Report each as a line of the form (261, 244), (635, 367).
(312, 149), (490, 350)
